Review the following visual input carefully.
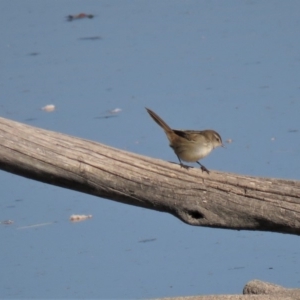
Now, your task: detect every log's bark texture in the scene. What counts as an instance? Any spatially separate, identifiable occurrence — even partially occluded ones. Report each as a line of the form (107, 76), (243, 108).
(243, 280), (300, 298)
(155, 280), (300, 300)
(0, 117), (300, 234)
(157, 296), (294, 300)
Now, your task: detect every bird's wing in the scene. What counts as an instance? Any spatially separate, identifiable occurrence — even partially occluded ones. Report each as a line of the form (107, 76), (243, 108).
(173, 130), (200, 142)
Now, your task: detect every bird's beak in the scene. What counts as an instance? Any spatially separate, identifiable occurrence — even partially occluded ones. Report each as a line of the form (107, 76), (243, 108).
(221, 144), (226, 149)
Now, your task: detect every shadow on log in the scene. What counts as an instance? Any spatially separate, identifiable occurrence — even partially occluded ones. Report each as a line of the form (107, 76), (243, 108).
(0, 117), (300, 235)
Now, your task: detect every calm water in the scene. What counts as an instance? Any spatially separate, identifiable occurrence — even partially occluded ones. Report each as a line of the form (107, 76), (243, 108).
(1, 0), (300, 298)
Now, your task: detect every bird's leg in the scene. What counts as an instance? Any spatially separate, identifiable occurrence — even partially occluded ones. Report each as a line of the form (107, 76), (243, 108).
(176, 155), (191, 169)
(196, 161), (210, 174)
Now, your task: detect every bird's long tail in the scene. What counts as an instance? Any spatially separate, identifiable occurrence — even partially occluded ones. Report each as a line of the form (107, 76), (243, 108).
(145, 108), (173, 134)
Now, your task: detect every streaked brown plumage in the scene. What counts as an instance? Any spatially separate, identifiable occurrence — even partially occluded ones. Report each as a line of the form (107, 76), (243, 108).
(146, 108), (223, 174)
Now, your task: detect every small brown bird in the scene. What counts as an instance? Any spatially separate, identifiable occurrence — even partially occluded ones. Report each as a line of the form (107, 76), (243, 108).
(146, 108), (223, 174)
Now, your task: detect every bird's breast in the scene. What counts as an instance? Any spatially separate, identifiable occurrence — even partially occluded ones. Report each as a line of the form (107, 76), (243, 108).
(171, 142), (213, 162)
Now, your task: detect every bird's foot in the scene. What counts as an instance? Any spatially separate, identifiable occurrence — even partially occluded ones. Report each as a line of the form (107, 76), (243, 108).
(200, 165), (210, 174)
(196, 162), (210, 174)
(179, 163), (192, 170)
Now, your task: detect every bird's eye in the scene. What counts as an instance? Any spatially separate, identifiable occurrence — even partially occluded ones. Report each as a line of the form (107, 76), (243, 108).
(213, 133), (221, 144)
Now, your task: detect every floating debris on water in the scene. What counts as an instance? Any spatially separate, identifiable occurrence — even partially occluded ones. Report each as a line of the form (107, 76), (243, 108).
(41, 104), (55, 112)
(0, 220), (14, 225)
(138, 238), (157, 243)
(70, 214), (92, 222)
(95, 108), (122, 119)
(67, 13), (94, 21)
(109, 108), (122, 114)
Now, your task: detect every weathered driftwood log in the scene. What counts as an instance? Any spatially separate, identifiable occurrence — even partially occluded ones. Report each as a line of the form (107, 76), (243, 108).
(243, 280), (300, 298)
(0, 117), (299, 235)
(156, 280), (300, 300)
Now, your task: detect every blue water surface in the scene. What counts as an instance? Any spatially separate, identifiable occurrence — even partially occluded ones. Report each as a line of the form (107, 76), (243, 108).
(1, 0), (300, 298)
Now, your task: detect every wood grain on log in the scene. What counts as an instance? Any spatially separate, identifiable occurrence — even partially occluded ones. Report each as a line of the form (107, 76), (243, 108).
(243, 280), (300, 298)
(151, 280), (300, 300)
(0, 117), (299, 234)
